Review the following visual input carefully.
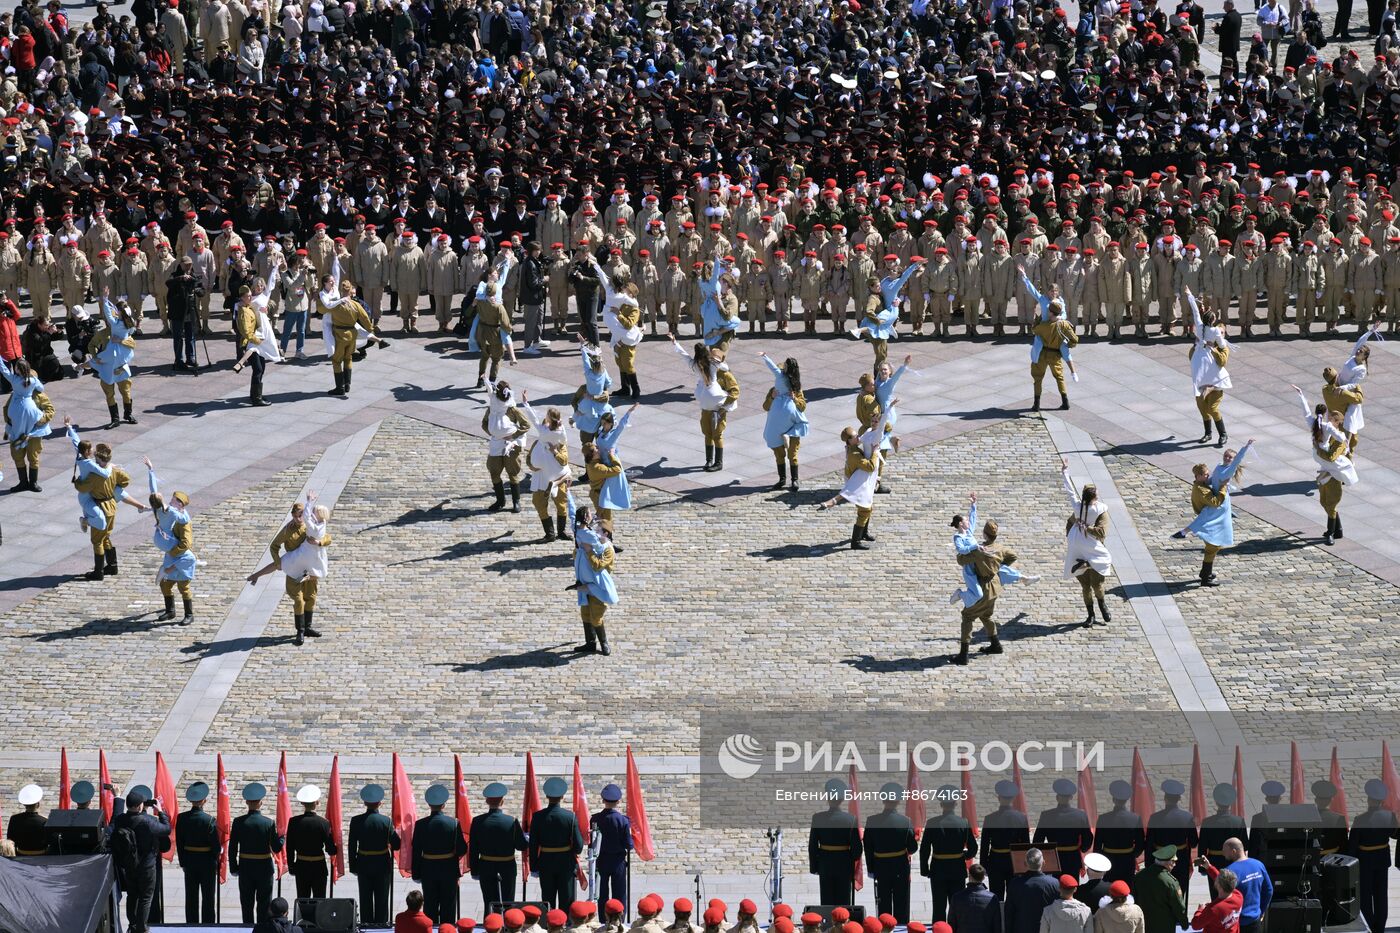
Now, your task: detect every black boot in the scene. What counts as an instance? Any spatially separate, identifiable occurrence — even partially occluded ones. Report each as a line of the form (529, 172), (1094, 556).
(106, 403), (120, 429)
(703, 444), (714, 471)
(181, 598), (195, 626)
(1083, 599), (1096, 627)
(329, 371), (347, 397)
(951, 643), (969, 666)
(1323, 515), (1335, 546)
(26, 468), (41, 493)
(1059, 394), (1070, 410)
(86, 553), (105, 581)
(1215, 419), (1227, 447)
(862, 523), (876, 542)
(303, 609), (322, 638)
(541, 516), (556, 542)
(597, 623), (611, 656)
(104, 548), (118, 577)
(293, 614), (305, 646)
(509, 482), (521, 513)
(980, 637), (1004, 655)
(489, 482), (506, 512)
(122, 403), (137, 425)
(629, 373), (641, 399)
(1031, 393), (1041, 412)
(1334, 513), (1343, 539)
(711, 447), (724, 472)
(556, 514), (570, 541)
(1200, 560), (1216, 586)
(1096, 595), (1112, 624)
(343, 370), (353, 396)
(789, 463), (799, 491)
(771, 459), (787, 491)
(851, 523), (869, 550)
(9, 467), (26, 492)
(1198, 418), (1213, 443)
(576, 622), (598, 653)
(158, 594), (177, 621)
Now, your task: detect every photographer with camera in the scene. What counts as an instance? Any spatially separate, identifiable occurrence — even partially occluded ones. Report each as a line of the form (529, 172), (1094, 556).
(109, 785), (173, 933)
(1190, 857), (1243, 933)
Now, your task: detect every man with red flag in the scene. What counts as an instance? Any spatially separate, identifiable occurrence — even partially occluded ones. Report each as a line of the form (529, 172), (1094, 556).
(979, 780), (1029, 899)
(413, 783), (469, 925)
(470, 781), (527, 913)
(529, 776), (585, 910)
(808, 777), (861, 907)
(229, 781), (284, 924)
(287, 783), (339, 899)
(590, 783), (632, 907)
(348, 782), (400, 927)
(1312, 780), (1348, 856)
(175, 780), (220, 924)
(1146, 779), (1198, 892)
(918, 784), (977, 924)
(1093, 780), (1146, 884)
(1198, 784), (1246, 870)
(1347, 779), (1398, 933)
(1033, 778), (1093, 880)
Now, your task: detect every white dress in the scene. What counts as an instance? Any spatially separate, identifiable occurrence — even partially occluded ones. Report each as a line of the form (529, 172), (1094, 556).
(1188, 296), (1231, 393)
(1336, 329), (1379, 434)
(281, 511), (330, 581)
(595, 259), (643, 348)
(522, 401), (571, 490)
(836, 423), (885, 509)
(484, 380), (525, 458)
(1061, 472), (1113, 579)
(1299, 392), (1359, 486)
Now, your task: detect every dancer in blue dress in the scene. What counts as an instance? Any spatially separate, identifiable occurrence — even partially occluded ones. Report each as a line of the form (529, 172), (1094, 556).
(1171, 438), (1255, 586)
(1, 356), (56, 493)
(64, 418), (107, 532)
(850, 255), (926, 370)
(948, 492), (1037, 606)
(758, 350), (809, 491)
(699, 258), (740, 357)
(144, 455), (197, 625)
(1021, 271), (1079, 410)
(572, 337), (615, 445)
(86, 294), (140, 428)
(571, 504), (620, 656)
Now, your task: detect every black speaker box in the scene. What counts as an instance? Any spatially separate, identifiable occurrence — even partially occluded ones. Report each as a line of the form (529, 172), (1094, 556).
(44, 808), (102, 854)
(295, 896), (358, 932)
(1319, 854), (1361, 925)
(1268, 898), (1326, 933)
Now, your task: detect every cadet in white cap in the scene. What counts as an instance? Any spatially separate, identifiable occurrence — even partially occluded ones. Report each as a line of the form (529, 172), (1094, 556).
(288, 783), (338, 900)
(8, 784), (48, 855)
(1075, 852), (1114, 912)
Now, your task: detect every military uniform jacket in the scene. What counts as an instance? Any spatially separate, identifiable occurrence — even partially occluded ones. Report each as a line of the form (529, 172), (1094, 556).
(1146, 806), (1198, 858)
(919, 812), (977, 876)
(863, 811), (917, 877)
(176, 808), (219, 872)
(413, 811), (468, 880)
(465, 810), (523, 873)
(529, 803), (584, 871)
(229, 811), (283, 874)
(347, 810), (400, 875)
(1033, 805), (1094, 858)
(287, 811), (338, 874)
(1347, 808), (1399, 866)
(6, 810), (48, 856)
(1093, 807), (1145, 858)
(1316, 809), (1348, 855)
(980, 806), (1030, 861)
(590, 808), (633, 864)
(1130, 864), (1186, 933)
(1197, 812), (1247, 860)
(808, 808), (861, 872)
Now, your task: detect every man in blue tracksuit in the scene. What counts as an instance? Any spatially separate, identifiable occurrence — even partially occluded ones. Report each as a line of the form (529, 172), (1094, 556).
(1213, 837), (1272, 933)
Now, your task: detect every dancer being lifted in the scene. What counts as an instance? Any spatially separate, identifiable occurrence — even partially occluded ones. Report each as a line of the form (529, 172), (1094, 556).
(948, 491), (1038, 608)
(1185, 288), (1232, 446)
(590, 254), (644, 399)
(669, 335), (739, 473)
(248, 492), (334, 646)
(1293, 385), (1358, 545)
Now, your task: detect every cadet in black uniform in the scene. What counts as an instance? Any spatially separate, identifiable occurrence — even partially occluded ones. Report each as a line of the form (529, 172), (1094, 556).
(530, 776), (586, 910)
(1248, 781), (1285, 856)
(808, 778), (861, 906)
(176, 781), (220, 924)
(470, 781), (528, 912)
(349, 783), (401, 927)
(229, 782), (284, 924)
(981, 780), (1030, 899)
(413, 783), (470, 925)
(1348, 778), (1399, 933)
(590, 783), (632, 907)
(920, 785), (978, 923)
(287, 784), (339, 899)
(1034, 779), (1093, 880)
(8, 784), (48, 856)
(1094, 780), (1146, 883)
(1313, 780), (1349, 856)
(69, 780), (109, 841)
(864, 782), (918, 923)
(1146, 780), (1198, 892)
(1076, 853), (1114, 912)
(1198, 784), (1247, 870)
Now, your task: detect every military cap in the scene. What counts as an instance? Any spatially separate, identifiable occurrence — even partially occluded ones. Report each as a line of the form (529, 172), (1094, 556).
(880, 782), (903, 797)
(543, 777), (568, 797)
(601, 783), (622, 802)
(824, 778), (848, 795)
(187, 781), (211, 803)
(1365, 779), (1388, 801)
(1261, 780), (1286, 797)
(1312, 780), (1338, 799)
(128, 784), (153, 805)
(1152, 845), (1180, 860)
(995, 780), (1019, 798)
(1161, 779), (1185, 796)
(297, 785), (322, 804)
(360, 784), (386, 804)
(1212, 784), (1236, 807)
(70, 781), (96, 805)
(1109, 780), (1132, 801)
(243, 782), (267, 802)
(425, 784), (450, 806)
(1084, 852), (1112, 872)
(1053, 778), (1077, 796)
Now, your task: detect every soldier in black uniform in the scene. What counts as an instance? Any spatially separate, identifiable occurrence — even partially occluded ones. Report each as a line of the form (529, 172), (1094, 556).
(69, 780), (108, 842)
(1197, 784), (1246, 871)
(1146, 779), (1198, 892)
(412, 784), (470, 925)
(176, 781), (220, 924)
(808, 778), (861, 907)
(919, 785), (978, 923)
(1313, 780), (1349, 856)
(981, 780), (1030, 899)
(530, 776), (586, 910)
(1076, 853), (1114, 912)
(8, 784), (48, 856)
(470, 781), (528, 912)
(229, 782), (285, 924)
(1034, 779), (1094, 880)
(864, 782), (918, 923)
(349, 783), (401, 927)
(287, 784), (339, 899)
(1348, 778), (1399, 933)
(1093, 780), (1146, 883)
(1247, 780), (1285, 856)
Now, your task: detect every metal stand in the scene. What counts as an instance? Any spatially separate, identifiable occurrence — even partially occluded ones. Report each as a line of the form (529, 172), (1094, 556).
(766, 828), (784, 912)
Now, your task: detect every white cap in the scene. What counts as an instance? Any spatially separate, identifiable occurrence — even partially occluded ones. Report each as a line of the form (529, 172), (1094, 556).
(1084, 852), (1112, 873)
(296, 784), (322, 804)
(18, 784), (43, 806)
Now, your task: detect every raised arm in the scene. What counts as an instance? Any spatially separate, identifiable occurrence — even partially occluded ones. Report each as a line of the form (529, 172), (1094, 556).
(1020, 270), (1045, 308)
(599, 409), (633, 449)
(709, 258), (727, 287)
(1212, 439), (1254, 491)
(1061, 463), (1083, 511)
(669, 335), (692, 366)
(1352, 324), (1382, 359)
(1186, 288), (1203, 341)
(759, 351), (782, 378)
(1293, 385), (1313, 421)
(0, 357), (12, 387)
(893, 261), (921, 295)
(589, 255), (617, 305)
(67, 422), (82, 451)
(145, 456), (161, 497)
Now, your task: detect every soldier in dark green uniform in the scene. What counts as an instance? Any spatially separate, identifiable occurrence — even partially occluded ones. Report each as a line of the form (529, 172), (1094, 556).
(1198, 784), (1247, 870)
(8, 784), (48, 857)
(287, 784), (339, 899)
(413, 783), (469, 925)
(980, 780), (1030, 899)
(1313, 780), (1349, 856)
(1247, 781), (1284, 856)
(530, 776), (585, 910)
(229, 782), (284, 924)
(808, 778), (860, 906)
(1034, 779), (1093, 880)
(863, 782), (917, 923)
(470, 781), (527, 913)
(176, 781), (219, 924)
(1347, 779), (1399, 933)
(919, 785), (977, 923)
(1131, 845), (1187, 933)
(1146, 780), (1197, 892)
(1094, 781), (1145, 884)
(349, 783), (400, 927)
(69, 780), (111, 840)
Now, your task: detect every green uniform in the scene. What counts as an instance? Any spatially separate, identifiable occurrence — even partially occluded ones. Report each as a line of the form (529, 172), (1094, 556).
(176, 807), (219, 924)
(1197, 811), (1247, 869)
(229, 811), (283, 923)
(348, 809), (400, 927)
(412, 810), (468, 924)
(808, 808), (861, 906)
(470, 807), (527, 911)
(919, 811), (977, 923)
(1130, 863), (1186, 933)
(864, 811), (917, 923)
(529, 802), (585, 909)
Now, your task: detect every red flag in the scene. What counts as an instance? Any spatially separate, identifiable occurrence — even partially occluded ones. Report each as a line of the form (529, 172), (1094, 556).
(217, 755), (232, 884)
(626, 745), (655, 861)
(906, 758), (926, 840)
(99, 750), (114, 824)
(155, 752), (178, 862)
(1011, 760), (1028, 815)
(328, 756), (346, 883)
(1231, 748), (1246, 819)
(59, 748), (71, 810)
(848, 764), (864, 891)
(1130, 748), (1155, 830)
(275, 752), (290, 876)
(1329, 747), (1349, 821)
(961, 769), (979, 839)
(1190, 746), (1206, 830)
(1078, 764), (1098, 832)
(1290, 742), (1306, 805)
(522, 753), (542, 878)
(391, 753), (417, 878)
(455, 755), (473, 876)
(573, 757), (590, 888)
(1381, 741), (1400, 814)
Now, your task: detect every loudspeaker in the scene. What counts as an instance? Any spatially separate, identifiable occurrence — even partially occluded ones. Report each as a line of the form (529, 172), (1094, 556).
(1262, 805), (1325, 829)
(44, 808), (102, 854)
(295, 897), (358, 932)
(1268, 898), (1325, 933)
(490, 901), (551, 917)
(803, 906), (867, 928)
(1319, 854), (1360, 925)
